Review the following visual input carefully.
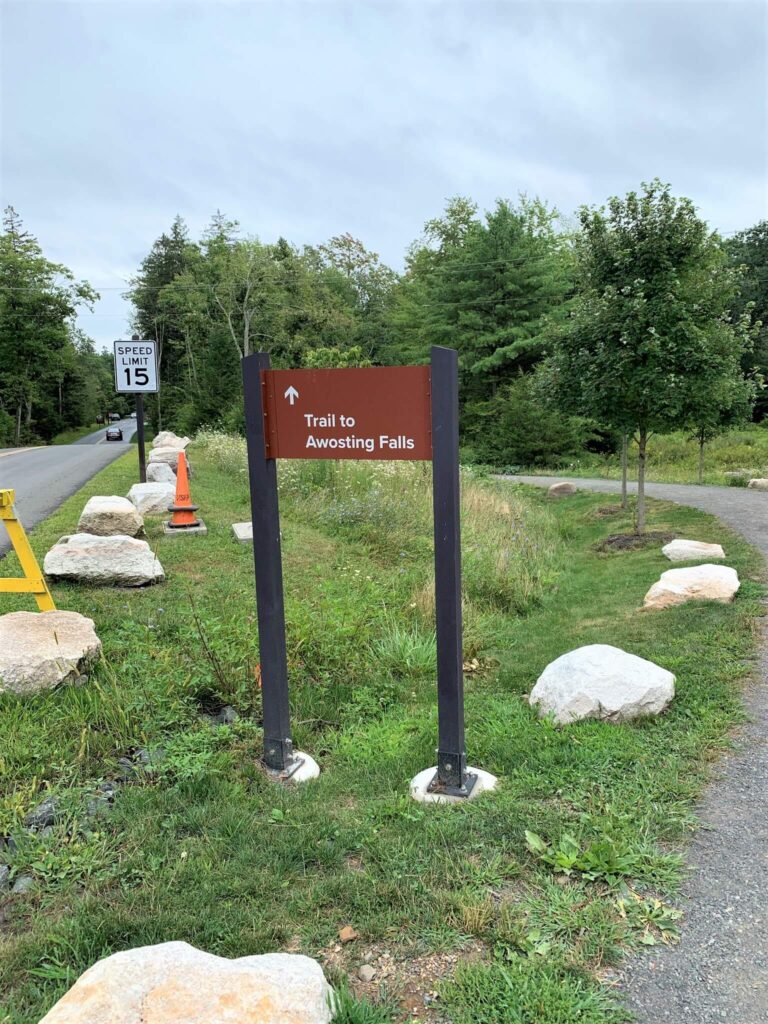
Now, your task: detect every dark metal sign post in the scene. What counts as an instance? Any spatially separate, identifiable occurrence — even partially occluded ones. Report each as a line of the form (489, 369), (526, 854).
(242, 353), (304, 778)
(114, 334), (158, 485)
(242, 346), (486, 798)
(135, 394), (147, 483)
(428, 347), (476, 798)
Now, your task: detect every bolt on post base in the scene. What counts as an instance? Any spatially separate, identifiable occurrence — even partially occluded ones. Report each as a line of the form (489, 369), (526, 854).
(410, 765), (498, 805)
(262, 739), (320, 784)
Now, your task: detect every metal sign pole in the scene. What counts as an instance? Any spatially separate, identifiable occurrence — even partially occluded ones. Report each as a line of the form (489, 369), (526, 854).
(242, 352), (301, 777)
(428, 345), (476, 798)
(135, 394), (146, 483)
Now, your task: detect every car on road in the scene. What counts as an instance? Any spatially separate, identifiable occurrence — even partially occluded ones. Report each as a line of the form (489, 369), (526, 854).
(105, 426), (123, 441)
(130, 412), (137, 419)
(108, 413), (121, 422)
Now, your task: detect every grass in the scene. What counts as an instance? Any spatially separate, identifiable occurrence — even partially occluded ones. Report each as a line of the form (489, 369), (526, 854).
(533, 423), (768, 486)
(0, 434), (764, 1023)
(49, 423), (102, 446)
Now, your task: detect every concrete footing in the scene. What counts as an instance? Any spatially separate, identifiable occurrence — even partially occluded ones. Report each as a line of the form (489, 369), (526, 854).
(410, 765), (498, 804)
(232, 522), (253, 543)
(162, 519), (208, 536)
(264, 751), (320, 784)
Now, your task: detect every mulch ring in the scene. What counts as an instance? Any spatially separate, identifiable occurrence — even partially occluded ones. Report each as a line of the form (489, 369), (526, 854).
(595, 530), (675, 553)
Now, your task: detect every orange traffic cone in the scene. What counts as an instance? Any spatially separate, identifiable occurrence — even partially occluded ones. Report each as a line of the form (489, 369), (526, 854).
(164, 451), (206, 534)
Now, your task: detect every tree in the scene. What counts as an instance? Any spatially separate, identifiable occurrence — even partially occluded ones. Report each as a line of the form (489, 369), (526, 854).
(727, 221), (768, 418)
(385, 196), (573, 442)
(550, 180), (752, 532)
(126, 215), (198, 429)
(0, 207), (97, 443)
(683, 326), (757, 483)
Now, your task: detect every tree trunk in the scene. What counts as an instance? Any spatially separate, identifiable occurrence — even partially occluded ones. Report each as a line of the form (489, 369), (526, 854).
(637, 429), (647, 535)
(58, 381), (63, 417)
(621, 434), (628, 509)
(14, 402), (22, 445)
(698, 435), (705, 485)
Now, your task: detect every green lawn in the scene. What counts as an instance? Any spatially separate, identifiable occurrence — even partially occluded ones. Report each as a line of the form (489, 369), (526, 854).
(0, 440), (763, 1023)
(535, 424), (768, 486)
(49, 423), (103, 445)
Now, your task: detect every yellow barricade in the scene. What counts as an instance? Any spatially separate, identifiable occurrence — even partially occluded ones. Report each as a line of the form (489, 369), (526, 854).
(0, 489), (56, 612)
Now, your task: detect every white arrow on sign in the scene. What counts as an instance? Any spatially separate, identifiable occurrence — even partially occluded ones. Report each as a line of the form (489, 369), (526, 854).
(284, 386), (299, 405)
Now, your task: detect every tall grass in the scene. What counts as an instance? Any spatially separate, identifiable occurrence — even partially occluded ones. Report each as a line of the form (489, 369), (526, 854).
(545, 424), (768, 486)
(194, 429), (563, 617)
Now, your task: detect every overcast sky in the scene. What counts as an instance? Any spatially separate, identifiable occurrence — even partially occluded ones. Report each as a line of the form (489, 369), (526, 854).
(1, 0), (766, 348)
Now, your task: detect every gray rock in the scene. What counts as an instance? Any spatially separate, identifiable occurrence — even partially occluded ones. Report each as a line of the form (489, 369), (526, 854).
(146, 461), (176, 484)
(126, 482), (176, 517)
(117, 756), (136, 779)
(44, 534), (165, 587)
(0, 864), (9, 891)
(77, 496), (144, 537)
(662, 539), (725, 562)
(644, 564), (740, 610)
(529, 644), (676, 724)
(86, 796), (113, 819)
(38, 941), (334, 1024)
(151, 431), (190, 450)
(358, 964), (377, 983)
(135, 746), (166, 769)
(548, 481), (577, 498)
(11, 873), (35, 895)
(0, 610), (102, 697)
(24, 796), (59, 830)
(214, 706), (239, 726)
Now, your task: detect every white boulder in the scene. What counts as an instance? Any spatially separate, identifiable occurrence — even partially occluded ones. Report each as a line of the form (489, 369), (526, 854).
(127, 482), (176, 516)
(44, 534), (164, 587)
(152, 430), (190, 450)
(39, 941), (334, 1024)
(662, 539), (725, 562)
(148, 447), (192, 475)
(146, 461), (176, 484)
(548, 482), (577, 498)
(0, 611), (101, 696)
(644, 564), (740, 611)
(77, 496), (143, 537)
(747, 478), (768, 490)
(529, 644), (675, 724)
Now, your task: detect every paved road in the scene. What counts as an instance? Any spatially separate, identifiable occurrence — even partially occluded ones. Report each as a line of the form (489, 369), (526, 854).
(0, 417), (136, 556)
(506, 475), (768, 1024)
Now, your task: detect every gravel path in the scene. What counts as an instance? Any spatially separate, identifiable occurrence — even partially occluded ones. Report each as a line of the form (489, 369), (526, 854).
(505, 475), (768, 1023)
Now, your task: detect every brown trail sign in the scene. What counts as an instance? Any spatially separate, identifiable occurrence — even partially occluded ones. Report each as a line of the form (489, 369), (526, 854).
(261, 365), (432, 461)
(242, 347), (484, 799)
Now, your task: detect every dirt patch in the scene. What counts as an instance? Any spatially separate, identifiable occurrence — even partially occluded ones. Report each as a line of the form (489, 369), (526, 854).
(592, 503), (629, 518)
(595, 530), (674, 553)
(320, 938), (488, 1022)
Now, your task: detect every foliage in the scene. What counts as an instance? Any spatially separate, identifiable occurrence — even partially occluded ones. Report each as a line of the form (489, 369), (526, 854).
(536, 422), (768, 486)
(462, 373), (593, 467)
(727, 220), (768, 416)
(549, 180), (754, 530)
(127, 216), (393, 435)
(0, 207), (116, 444)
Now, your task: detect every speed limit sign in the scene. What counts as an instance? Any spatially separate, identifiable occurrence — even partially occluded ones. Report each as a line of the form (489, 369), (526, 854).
(114, 339), (158, 393)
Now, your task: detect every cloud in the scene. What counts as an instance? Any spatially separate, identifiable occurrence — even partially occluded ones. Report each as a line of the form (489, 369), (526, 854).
(1, 0), (765, 345)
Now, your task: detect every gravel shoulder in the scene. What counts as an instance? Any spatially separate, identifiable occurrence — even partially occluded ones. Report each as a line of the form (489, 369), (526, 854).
(506, 474), (768, 1024)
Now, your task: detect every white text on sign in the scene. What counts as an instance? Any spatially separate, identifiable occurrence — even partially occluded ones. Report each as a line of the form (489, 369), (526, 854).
(304, 412), (416, 453)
